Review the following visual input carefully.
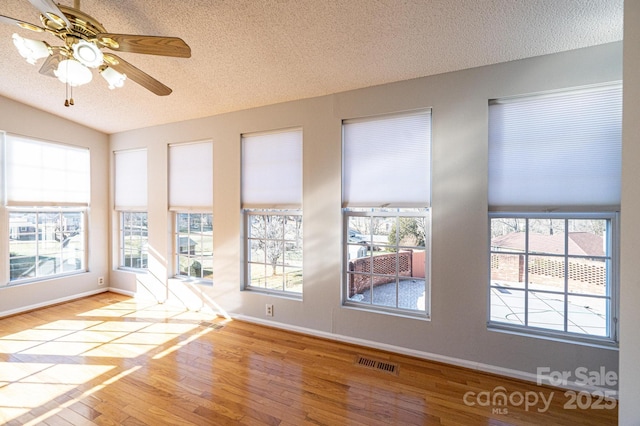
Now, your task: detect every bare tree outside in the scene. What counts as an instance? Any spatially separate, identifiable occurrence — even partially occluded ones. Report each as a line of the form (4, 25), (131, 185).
(492, 218), (605, 240)
(248, 212), (303, 292)
(491, 218), (525, 238)
(349, 215), (370, 237)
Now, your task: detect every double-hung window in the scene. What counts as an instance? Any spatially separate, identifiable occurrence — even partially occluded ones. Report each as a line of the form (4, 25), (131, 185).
(488, 84), (622, 344)
(114, 149), (148, 270)
(342, 111), (432, 316)
(3, 133), (90, 283)
(242, 129), (303, 295)
(169, 141), (213, 281)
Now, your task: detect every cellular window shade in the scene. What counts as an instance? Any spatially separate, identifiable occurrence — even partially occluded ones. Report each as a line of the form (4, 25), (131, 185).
(114, 149), (147, 210)
(169, 141), (213, 210)
(343, 111), (431, 208)
(488, 85), (622, 210)
(5, 135), (90, 206)
(242, 129), (302, 208)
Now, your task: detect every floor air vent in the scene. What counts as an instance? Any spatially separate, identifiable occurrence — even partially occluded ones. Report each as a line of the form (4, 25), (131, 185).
(199, 321), (225, 330)
(355, 355), (399, 376)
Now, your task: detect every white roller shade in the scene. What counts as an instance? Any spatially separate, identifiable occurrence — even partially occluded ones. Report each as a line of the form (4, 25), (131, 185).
(342, 111), (431, 208)
(488, 85), (622, 211)
(5, 134), (90, 206)
(114, 149), (147, 210)
(169, 141), (213, 210)
(242, 129), (302, 208)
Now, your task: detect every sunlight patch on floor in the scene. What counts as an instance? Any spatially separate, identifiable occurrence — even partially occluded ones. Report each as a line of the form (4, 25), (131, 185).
(0, 294), (223, 424)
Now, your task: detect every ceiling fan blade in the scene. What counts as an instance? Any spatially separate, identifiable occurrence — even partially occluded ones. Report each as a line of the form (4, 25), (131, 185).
(97, 33), (191, 58)
(28, 0), (70, 29)
(0, 15), (46, 32)
(103, 53), (172, 96)
(39, 47), (67, 77)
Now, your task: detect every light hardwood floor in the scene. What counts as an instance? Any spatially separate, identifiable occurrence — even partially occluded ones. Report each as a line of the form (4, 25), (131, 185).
(0, 293), (617, 425)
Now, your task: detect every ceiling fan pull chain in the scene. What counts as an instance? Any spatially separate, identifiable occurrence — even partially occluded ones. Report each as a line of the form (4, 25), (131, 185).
(64, 81), (69, 107)
(70, 86), (74, 106)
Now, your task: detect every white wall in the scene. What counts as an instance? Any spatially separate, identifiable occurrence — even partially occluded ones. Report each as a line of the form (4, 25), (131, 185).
(619, 0), (640, 424)
(0, 95), (110, 314)
(109, 42), (622, 388)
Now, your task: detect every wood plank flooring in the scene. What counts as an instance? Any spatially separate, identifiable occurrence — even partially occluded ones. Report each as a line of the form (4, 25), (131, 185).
(0, 292), (617, 425)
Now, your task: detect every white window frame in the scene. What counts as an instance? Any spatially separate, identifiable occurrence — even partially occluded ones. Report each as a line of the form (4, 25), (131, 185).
(119, 211), (148, 270)
(174, 211), (213, 283)
(488, 212), (619, 346)
(114, 149), (147, 271)
(244, 209), (303, 296)
(341, 110), (432, 318)
(8, 208), (87, 284)
(2, 132), (91, 285)
(487, 85), (621, 346)
(343, 208), (430, 317)
(168, 140), (214, 282)
(241, 128), (303, 296)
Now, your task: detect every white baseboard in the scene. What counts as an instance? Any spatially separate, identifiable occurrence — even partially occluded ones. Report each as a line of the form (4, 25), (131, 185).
(0, 288), (108, 319)
(98, 289), (619, 398)
(106, 287), (136, 298)
(233, 314), (618, 398)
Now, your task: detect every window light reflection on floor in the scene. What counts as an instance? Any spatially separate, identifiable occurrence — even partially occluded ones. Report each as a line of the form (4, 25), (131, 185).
(0, 296), (225, 424)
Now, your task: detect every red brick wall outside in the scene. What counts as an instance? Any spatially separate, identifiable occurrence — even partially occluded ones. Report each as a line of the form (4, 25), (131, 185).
(348, 250), (413, 297)
(490, 253), (525, 283)
(491, 253), (606, 288)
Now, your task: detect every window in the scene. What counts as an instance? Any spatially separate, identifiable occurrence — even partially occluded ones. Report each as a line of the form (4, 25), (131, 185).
(246, 210), (302, 293)
(120, 211), (148, 269)
(488, 84), (621, 343)
(3, 133), (89, 283)
(9, 210), (85, 281)
(342, 111), (431, 316)
(176, 213), (213, 280)
(242, 129), (303, 295)
(114, 149), (147, 270)
(169, 141), (213, 281)
(490, 214), (616, 338)
(345, 208), (429, 312)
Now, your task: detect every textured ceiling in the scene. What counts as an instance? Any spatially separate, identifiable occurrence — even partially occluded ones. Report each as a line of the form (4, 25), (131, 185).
(0, 0), (623, 134)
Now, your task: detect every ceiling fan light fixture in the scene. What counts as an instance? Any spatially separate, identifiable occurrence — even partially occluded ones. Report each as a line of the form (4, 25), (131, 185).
(54, 59), (92, 87)
(12, 33), (50, 65)
(2, 1), (190, 98)
(72, 40), (103, 68)
(100, 66), (126, 89)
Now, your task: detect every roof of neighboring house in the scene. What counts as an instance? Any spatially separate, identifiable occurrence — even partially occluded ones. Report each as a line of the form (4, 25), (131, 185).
(491, 232), (605, 256)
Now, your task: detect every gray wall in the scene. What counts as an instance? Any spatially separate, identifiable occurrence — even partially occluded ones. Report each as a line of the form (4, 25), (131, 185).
(110, 42), (622, 387)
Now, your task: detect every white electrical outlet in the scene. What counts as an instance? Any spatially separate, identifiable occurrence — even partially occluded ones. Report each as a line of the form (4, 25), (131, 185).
(266, 304), (273, 317)
(98, 276), (105, 286)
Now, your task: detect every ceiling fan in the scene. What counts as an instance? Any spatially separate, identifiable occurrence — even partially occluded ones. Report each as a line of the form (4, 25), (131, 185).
(0, 0), (191, 106)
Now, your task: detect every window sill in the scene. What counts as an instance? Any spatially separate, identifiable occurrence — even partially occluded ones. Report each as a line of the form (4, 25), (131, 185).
(117, 267), (148, 274)
(343, 301), (430, 321)
(171, 276), (213, 287)
(243, 286), (303, 300)
(7, 270), (88, 287)
(488, 322), (618, 350)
